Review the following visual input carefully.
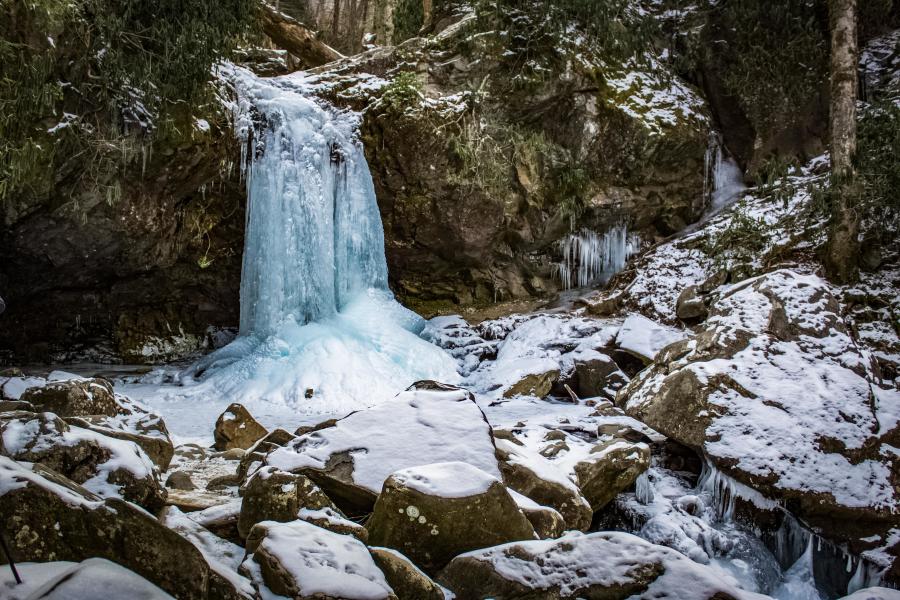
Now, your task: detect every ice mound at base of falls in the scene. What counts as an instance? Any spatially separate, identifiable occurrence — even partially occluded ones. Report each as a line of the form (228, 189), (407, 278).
(181, 290), (459, 415)
(176, 65), (458, 418)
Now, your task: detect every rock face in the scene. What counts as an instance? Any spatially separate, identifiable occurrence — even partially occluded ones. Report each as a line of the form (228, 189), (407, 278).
(265, 382), (501, 515)
(437, 531), (752, 600)
(621, 270), (900, 567)
(0, 457), (246, 600)
(0, 411), (166, 510)
(367, 461), (536, 574)
(214, 403), (268, 451)
(238, 466), (339, 539)
(241, 519), (397, 600)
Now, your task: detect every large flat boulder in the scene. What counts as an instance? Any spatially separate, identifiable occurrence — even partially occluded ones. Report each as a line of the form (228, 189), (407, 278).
(367, 461), (536, 574)
(621, 269), (900, 569)
(20, 378), (119, 417)
(265, 382), (501, 515)
(0, 457), (248, 599)
(437, 531), (755, 600)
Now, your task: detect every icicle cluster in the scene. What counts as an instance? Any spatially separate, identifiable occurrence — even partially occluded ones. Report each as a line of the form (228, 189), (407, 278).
(555, 225), (639, 290)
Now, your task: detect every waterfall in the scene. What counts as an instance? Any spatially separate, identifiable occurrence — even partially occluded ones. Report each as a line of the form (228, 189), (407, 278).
(555, 225), (639, 290)
(703, 134), (746, 216)
(180, 66), (458, 412)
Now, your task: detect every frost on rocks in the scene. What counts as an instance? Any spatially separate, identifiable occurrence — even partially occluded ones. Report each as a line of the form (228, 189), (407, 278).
(390, 461), (498, 499)
(265, 384), (500, 511)
(241, 519), (395, 600)
(622, 269), (900, 566)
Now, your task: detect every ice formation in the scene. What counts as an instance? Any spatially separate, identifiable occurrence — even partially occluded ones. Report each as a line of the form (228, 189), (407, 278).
(555, 225), (640, 289)
(179, 66), (458, 415)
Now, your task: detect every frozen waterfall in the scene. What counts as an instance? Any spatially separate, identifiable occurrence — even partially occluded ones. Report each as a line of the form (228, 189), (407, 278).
(180, 65), (458, 414)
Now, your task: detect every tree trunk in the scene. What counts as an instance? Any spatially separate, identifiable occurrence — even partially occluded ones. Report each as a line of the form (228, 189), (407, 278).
(422, 0), (433, 32)
(260, 2), (344, 67)
(824, 0), (860, 284)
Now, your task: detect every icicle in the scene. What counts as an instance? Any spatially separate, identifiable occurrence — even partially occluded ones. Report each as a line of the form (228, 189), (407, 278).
(635, 471), (654, 505)
(847, 558), (886, 595)
(697, 460), (780, 523)
(555, 225), (639, 290)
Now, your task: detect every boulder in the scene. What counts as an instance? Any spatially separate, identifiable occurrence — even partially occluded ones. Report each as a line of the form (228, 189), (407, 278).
(614, 314), (689, 363)
(19, 558), (175, 599)
(839, 589), (900, 600)
(0, 412), (166, 510)
(570, 353), (630, 401)
(367, 461), (536, 574)
(266, 382), (501, 516)
(237, 428), (297, 483)
(297, 507), (368, 543)
(621, 270), (900, 567)
(437, 531), (750, 600)
(213, 403), (267, 451)
(503, 369), (559, 399)
(676, 284), (708, 320)
(368, 547), (445, 600)
(495, 437), (593, 532)
(0, 457), (247, 599)
(166, 470), (196, 490)
(573, 438), (651, 511)
(238, 466), (338, 539)
(241, 520), (397, 599)
(20, 378), (119, 417)
(507, 489), (566, 539)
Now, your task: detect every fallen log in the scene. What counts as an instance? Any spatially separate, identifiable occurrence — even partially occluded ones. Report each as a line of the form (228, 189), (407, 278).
(260, 3), (344, 67)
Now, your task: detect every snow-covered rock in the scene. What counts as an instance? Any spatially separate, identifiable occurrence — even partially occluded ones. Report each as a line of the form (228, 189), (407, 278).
(367, 461), (537, 573)
(238, 466), (339, 539)
(241, 519), (396, 600)
(495, 436), (593, 532)
(0, 456), (247, 599)
(265, 382), (501, 514)
(0, 411), (166, 510)
(437, 531), (759, 600)
(15, 558), (175, 600)
(614, 313), (690, 362)
(621, 269), (900, 568)
(507, 488), (566, 539)
(572, 436), (651, 511)
(20, 378), (120, 417)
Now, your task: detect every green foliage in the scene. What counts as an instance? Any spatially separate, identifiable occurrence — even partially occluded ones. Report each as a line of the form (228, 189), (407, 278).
(702, 210), (769, 267)
(470, 0), (655, 92)
(810, 102), (900, 237)
(703, 0), (827, 133)
(393, 0), (425, 42)
(0, 0), (256, 206)
(379, 71), (425, 114)
(754, 156), (799, 208)
(549, 164), (590, 230)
